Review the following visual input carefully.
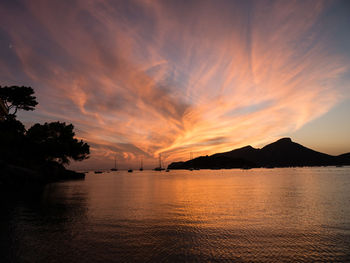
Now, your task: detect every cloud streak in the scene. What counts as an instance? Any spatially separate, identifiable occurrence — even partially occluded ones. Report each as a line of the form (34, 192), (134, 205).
(0, 0), (348, 168)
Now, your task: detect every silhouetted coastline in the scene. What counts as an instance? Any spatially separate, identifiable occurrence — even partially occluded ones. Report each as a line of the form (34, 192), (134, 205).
(0, 86), (89, 189)
(168, 138), (350, 170)
(0, 160), (85, 191)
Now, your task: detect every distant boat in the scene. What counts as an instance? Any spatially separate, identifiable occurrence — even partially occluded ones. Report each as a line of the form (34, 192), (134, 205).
(165, 169), (170, 172)
(139, 158), (143, 171)
(154, 154), (165, 171)
(94, 171), (103, 174)
(188, 168), (194, 171)
(336, 165), (343, 167)
(111, 156), (118, 171)
(128, 169), (133, 173)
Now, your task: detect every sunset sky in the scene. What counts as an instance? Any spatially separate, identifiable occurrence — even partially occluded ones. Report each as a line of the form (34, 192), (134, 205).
(1, 0), (349, 169)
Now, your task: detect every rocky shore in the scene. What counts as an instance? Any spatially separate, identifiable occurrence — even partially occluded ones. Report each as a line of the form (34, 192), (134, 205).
(0, 160), (85, 189)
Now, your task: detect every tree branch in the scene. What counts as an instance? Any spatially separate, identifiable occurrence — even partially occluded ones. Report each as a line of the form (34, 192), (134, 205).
(4, 101), (10, 111)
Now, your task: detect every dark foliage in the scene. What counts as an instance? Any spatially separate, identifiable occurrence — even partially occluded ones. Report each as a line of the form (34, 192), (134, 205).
(0, 86), (89, 167)
(0, 117), (26, 163)
(0, 86), (38, 117)
(0, 86), (89, 187)
(26, 122), (90, 165)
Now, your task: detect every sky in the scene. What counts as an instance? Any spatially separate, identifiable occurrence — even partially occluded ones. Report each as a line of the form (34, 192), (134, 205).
(0, 0), (349, 169)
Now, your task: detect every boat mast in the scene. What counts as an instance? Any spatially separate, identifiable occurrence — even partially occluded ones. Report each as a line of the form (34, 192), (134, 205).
(159, 154), (162, 169)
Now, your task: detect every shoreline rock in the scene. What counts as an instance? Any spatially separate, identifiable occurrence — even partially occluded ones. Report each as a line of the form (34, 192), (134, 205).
(0, 160), (85, 190)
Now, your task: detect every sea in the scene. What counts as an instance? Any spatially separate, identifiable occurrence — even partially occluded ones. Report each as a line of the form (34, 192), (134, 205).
(1, 167), (350, 262)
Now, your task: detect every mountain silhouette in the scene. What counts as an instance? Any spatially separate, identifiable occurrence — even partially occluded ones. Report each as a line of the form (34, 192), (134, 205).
(168, 138), (350, 169)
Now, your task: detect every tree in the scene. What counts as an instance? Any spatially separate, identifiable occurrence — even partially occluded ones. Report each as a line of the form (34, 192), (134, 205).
(26, 122), (90, 165)
(0, 86), (38, 117)
(0, 117), (26, 162)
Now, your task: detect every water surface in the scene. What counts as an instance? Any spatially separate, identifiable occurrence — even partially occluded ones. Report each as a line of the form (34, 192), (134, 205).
(1, 167), (350, 262)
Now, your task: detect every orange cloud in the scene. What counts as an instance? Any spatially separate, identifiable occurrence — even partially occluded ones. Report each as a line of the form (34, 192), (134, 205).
(0, 0), (348, 169)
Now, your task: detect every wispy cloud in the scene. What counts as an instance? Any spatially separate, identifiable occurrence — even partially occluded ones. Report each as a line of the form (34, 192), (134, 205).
(0, 0), (348, 168)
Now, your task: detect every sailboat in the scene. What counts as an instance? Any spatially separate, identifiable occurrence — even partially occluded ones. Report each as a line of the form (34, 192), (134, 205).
(111, 156), (118, 171)
(139, 158), (143, 171)
(154, 154), (165, 171)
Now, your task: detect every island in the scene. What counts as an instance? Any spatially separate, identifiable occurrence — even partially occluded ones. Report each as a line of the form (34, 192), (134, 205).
(168, 138), (350, 170)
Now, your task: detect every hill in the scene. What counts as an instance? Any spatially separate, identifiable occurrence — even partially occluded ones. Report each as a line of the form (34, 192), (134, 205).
(168, 138), (350, 169)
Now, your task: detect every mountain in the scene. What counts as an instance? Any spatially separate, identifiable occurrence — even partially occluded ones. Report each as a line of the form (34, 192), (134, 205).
(168, 138), (350, 169)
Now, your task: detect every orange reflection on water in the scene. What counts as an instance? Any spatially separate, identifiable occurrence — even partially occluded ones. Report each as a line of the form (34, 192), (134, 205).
(6, 167), (350, 262)
(85, 168), (348, 233)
